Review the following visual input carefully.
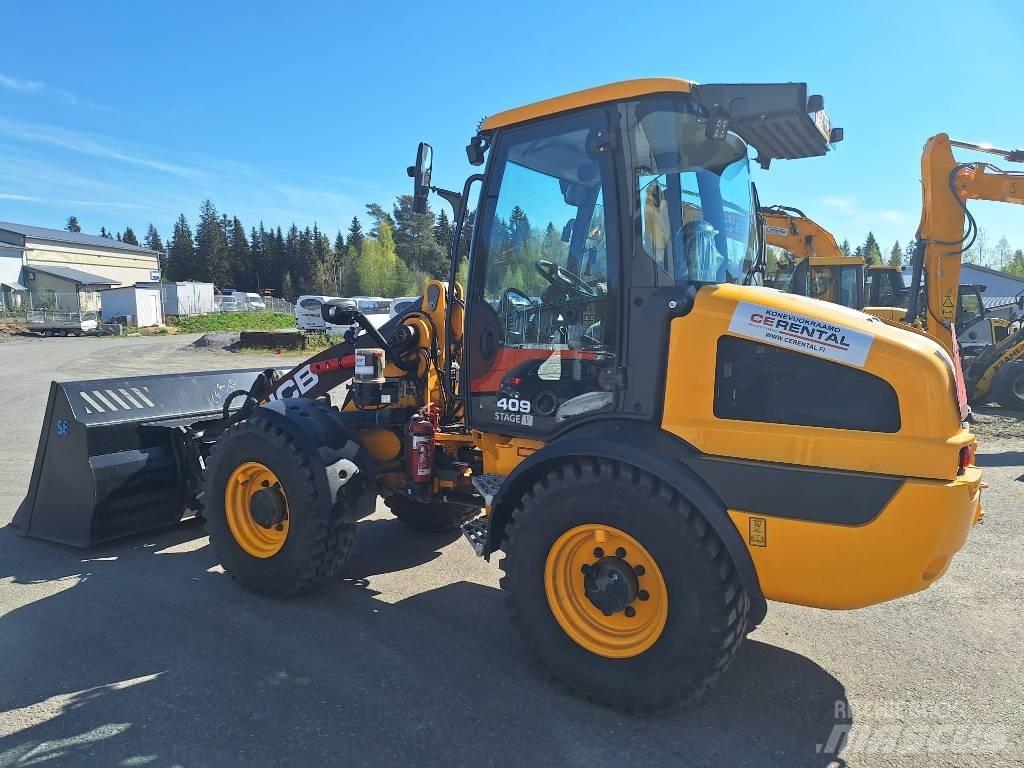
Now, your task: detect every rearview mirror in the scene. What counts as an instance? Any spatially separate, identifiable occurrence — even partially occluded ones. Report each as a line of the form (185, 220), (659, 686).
(407, 142), (433, 214)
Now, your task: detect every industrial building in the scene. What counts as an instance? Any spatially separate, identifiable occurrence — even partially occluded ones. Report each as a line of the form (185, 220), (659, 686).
(0, 221), (161, 298)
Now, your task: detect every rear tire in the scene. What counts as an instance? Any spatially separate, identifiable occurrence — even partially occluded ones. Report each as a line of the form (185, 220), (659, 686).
(501, 458), (747, 711)
(993, 360), (1024, 410)
(385, 496), (479, 533)
(204, 416), (357, 598)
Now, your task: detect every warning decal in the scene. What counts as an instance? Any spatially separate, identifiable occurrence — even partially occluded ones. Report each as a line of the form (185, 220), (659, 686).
(728, 301), (874, 368)
(749, 517), (767, 547)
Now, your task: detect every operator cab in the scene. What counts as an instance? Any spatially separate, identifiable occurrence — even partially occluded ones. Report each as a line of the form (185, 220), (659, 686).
(417, 79), (841, 438)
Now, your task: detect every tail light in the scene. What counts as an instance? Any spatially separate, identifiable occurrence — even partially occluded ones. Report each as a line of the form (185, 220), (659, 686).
(958, 444), (975, 475)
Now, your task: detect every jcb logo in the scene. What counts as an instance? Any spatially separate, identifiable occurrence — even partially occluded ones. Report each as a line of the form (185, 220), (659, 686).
(269, 365), (319, 400)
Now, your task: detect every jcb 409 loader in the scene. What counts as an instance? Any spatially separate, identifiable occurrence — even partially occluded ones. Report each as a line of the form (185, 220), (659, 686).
(14, 79), (983, 710)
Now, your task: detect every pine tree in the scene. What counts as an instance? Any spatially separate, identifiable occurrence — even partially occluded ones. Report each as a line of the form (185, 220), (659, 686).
(166, 214), (195, 280)
(1008, 249), (1024, 277)
(434, 209), (453, 248)
(65, 216), (81, 233)
(903, 239), (917, 267)
(116, 232), (122, 242)
(144, 224), (163, 253)
(228, 217), (250, 288)
(99, 226), (112, 239)
(347, 216), (364, 253)
(122, 226), (139, 246)
(195, 200), (231, 287)
(861, 232), (881, 265)
(249, 224), (265, 290)
(888, 240), (902, 267)
(365, 203), (394, 238)
(457, 209), (476, 263)
(394, 195), (447, 278)
(839, 239), (851, 257)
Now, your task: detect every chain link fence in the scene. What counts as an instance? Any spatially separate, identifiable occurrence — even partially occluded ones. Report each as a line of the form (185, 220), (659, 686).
(1, 290), (295, 324)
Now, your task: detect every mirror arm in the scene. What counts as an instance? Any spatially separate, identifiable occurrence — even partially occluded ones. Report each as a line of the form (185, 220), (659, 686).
(431, 186), (465, 223)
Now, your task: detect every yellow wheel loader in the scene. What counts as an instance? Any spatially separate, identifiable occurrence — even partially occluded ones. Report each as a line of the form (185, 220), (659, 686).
(14, 79), (983, 710)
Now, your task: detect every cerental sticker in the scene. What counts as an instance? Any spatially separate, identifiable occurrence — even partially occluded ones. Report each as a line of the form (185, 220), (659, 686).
(728, 301), (874, 367)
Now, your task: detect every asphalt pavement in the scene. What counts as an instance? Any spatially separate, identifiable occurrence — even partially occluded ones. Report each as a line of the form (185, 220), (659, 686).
(0, 333), (1021, 767)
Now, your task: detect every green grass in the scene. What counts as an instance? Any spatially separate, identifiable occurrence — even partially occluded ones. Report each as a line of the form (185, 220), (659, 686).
(168, 312), (295, 333)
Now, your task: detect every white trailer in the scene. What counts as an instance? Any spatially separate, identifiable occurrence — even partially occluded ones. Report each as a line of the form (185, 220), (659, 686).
(161, 281), (215, 316)
(100, 285), (164, 327)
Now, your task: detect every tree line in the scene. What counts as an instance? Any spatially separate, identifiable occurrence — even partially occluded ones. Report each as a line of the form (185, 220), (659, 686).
(65, 198), (474, 300)
(67, 210), (1024, 297)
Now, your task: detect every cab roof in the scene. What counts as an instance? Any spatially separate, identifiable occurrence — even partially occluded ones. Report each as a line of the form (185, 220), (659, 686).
(480, 78), (694, 131)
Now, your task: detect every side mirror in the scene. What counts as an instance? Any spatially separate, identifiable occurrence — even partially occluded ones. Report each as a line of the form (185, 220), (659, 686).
(407, 142), (433, 214)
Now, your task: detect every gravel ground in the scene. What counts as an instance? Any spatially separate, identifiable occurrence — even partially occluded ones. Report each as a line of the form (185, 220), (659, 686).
(0, 334), (1020, 768)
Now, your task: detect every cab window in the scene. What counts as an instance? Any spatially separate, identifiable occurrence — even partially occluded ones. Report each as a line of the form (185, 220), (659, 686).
(958, 290), (984, 327)
(468, 111), (616, 434)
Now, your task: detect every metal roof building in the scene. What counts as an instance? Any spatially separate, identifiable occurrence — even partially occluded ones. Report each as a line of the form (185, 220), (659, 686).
(0, 220), (161, 290)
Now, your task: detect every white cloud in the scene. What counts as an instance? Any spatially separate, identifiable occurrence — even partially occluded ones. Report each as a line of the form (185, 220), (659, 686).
(822, 195), (858, 213)
(0, 74), (46, 92)
(0, 192), (42, 201)
(63, 198), (151, 210)
(0, 118), (201, 178)
(0, 73), (86, 107)
(878, 210), (908, 224)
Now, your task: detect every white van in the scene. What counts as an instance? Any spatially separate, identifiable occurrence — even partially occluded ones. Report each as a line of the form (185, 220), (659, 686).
(242, 292), (266, 310)
(295, 295), (340, 331)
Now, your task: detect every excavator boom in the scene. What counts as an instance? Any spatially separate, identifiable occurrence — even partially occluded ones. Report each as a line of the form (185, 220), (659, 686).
(910, 134), (1024, 354)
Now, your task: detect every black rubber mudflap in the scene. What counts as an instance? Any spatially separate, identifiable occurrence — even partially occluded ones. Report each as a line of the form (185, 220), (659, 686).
(12, 368), (280, 547)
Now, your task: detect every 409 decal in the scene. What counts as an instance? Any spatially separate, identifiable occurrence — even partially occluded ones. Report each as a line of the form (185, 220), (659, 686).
(496, 396), (531, 414)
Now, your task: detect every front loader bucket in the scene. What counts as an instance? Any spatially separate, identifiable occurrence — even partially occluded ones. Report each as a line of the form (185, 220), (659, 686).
(13, 368), (280, 547)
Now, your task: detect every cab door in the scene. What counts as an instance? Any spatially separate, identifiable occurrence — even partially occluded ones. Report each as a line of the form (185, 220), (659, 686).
(464, 109), (620, 438)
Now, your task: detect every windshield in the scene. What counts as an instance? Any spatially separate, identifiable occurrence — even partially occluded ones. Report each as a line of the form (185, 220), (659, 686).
(626, 94), (758, 287)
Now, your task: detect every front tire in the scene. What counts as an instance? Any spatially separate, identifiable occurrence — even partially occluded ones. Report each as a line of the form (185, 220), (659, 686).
(204, 416), (357, 598)
(385, 495), (479, 533)
(501, 459), (747, 711)
(993, 360), (1024, 410)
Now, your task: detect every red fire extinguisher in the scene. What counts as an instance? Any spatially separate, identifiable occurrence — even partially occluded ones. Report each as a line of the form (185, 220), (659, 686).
(407, 413), (435, 496)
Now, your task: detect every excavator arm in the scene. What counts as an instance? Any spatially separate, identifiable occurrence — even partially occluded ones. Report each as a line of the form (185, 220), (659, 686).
(760, 204), (844, 260)
(909, 134), (1024, 355)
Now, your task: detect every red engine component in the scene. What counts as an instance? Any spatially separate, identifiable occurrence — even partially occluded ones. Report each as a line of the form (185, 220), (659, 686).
(407, 414), (435, 492)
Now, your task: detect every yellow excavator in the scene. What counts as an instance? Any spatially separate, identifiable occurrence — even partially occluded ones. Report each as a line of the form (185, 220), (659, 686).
(905, 134), (1024, 408)
(14, 79), (983, 710)
(761, 204), (906, 315)
(761, 204), (867, 307)
(763, 194), (1024, 409)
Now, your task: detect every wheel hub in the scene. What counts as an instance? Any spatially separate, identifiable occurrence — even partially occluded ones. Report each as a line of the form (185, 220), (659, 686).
(544, 524), (668, 658)
(250, 486), (288, 529)
(224, 462), (290, 558)
(583, 556), (639, 615)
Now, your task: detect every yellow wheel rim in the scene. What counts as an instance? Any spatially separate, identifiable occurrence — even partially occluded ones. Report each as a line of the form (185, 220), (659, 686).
(544, 524), (668, 659)
(224, 461), (290, 558)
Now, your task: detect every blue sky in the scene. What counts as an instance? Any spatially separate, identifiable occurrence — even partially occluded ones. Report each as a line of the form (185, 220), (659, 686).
(1, 0), (1021, 257)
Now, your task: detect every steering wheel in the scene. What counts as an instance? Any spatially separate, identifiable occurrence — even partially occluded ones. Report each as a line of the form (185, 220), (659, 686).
(535, 259), (598, 298)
